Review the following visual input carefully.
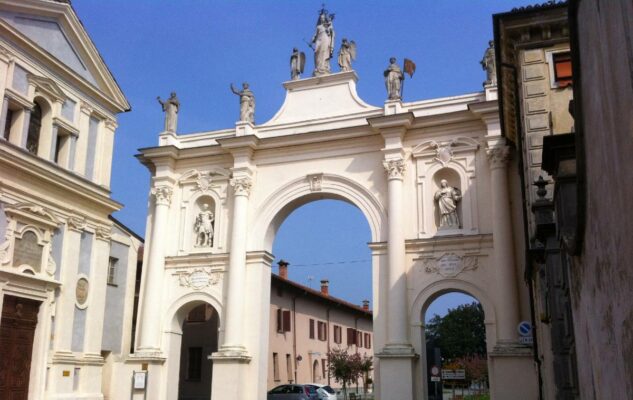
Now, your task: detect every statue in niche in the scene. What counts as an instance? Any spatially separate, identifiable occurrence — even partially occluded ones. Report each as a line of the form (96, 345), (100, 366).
(434, 179), (461, 229)
(384, 57), (404, 100)
(311, 7), (335, 76)
(481, 40), (497, 86)
(337, 38), (356, 72)
(290, 48), (306, 80)
(230, 83), (255, 123)
(194, 204), (214, 247)
(157, 92), (180, 133)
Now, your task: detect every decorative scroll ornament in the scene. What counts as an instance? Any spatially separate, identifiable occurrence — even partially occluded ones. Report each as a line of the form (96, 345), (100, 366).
(230, 177), (253, 197)
(177, 268), (222, 290)
(382, 159), (406, 179)
(95, 226), (112, 241)
(0, 226), (13, 266)
(67, 215), (87, 231)
(307, 174), (323, 192)
(424, 253), (478, 278)
(46, 247), (56, 277)
(486, 146), (511, 169)
(151, 185), (173, 206)
(196, 173), (212, 192)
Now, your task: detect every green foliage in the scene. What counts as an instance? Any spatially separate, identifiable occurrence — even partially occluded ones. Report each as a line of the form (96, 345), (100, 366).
(425, 301), (486, 360)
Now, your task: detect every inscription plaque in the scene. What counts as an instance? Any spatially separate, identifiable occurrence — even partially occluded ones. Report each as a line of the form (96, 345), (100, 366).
(13, 231), (43, 271)
(76, 278), (89, 306)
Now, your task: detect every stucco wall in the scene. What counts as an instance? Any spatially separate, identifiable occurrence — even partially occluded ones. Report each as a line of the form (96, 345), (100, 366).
(573, 1), (633, 398)
(101, 240), (130, 353)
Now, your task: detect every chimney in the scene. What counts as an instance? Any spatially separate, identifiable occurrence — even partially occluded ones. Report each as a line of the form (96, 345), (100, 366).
(278, 259), (289, 279)
(320, 279), (329, 296)
(362, 300), (370, 311)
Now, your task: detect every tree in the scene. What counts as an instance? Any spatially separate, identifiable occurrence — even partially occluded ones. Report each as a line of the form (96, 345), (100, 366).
(327, 349), (371, 400)
(425, 301), (486, 360)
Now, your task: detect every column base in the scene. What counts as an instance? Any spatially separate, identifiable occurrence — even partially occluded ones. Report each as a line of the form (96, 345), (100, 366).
(210, 348), (252, 400)
(489, 341), (538, 400)
(376, 345), (417, 400)
(211, 345), (252, 363)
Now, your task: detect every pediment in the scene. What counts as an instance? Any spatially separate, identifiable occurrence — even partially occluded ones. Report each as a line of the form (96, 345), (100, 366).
(4, 202), (60, 229)
(0, 1), (129, 112)
(28, 74), (66, 102)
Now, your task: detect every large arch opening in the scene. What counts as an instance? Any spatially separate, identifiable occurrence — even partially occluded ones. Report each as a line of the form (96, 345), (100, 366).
(422, 291), (491, 400)
(266, 196), (375, 399)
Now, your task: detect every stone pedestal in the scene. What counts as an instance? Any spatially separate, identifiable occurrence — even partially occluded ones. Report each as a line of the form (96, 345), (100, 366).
(489, 344), (538, 400)
(377, 351), (417, 400)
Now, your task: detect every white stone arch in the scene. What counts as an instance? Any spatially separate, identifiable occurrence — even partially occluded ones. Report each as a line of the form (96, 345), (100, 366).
(249, 173), (387, 251)
(161, 291), (223, 400)
(409, 279), (497, 400)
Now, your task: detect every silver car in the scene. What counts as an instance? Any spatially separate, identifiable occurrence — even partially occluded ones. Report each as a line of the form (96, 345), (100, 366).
(267, 384), (319, 400)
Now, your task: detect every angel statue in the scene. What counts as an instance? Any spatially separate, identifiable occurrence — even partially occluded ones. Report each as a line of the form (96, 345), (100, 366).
(311, 6), (335, 76)
(230, 82), (255, 123)
(338, 38), (356, 72)
(194, 203), (214, 247)
(290, 47), (306, 80)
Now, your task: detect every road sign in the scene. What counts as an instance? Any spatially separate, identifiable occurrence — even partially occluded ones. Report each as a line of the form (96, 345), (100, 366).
(519, 336), (534, 345)
(441, 369), (465, 380)
(517, 321), (532, 337)
(430, 365), (440, 376)
(431, 376), (441, 382)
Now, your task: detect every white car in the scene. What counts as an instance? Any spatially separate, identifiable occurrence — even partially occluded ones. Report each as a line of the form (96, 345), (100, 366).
(306, 384), (337, 400)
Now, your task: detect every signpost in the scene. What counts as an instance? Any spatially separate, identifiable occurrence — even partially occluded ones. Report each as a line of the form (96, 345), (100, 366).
(518, 321), (533, 345)
(430, 365), (440, 399)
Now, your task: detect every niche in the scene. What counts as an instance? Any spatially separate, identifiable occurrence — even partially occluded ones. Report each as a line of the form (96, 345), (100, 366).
(432, 168), (462, 232)
(192, 196), (216, 249)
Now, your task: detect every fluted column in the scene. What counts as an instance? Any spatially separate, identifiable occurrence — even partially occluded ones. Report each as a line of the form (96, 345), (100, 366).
(220, 176), (252, 355)
(137, 184), (173, 351)
(382, 158), (410, 348)
(487, 144), (520, 342)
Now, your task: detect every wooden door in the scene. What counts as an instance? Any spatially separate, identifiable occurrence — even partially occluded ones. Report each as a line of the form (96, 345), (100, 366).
(0, 295), (41, 400)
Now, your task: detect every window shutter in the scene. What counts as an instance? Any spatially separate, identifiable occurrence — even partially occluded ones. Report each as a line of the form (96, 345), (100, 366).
(309, 319), (315, 339)
(277, 309), (283, 332)
(347, 328), (356, 345)
(283, 310), (291, 332)
(357, 331), (362, 347)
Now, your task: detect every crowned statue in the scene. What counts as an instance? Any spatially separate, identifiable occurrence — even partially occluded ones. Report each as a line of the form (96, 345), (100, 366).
(311, 6), (335, 76)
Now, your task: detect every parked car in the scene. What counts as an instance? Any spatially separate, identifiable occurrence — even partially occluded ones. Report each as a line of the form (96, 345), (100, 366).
(306, 384), (337, 400)
(267, 384), (319, 400)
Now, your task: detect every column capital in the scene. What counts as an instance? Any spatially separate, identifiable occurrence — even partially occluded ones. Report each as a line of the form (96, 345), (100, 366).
(95, 225), (112, 242)
(67, 215), (87, 232)
(104, 118), (118, 131)
(230, 176), (253, 197)
(79, 101), (93, 116)
(383, 158), (407, 180)
(486, 145), (511, 170)
(151, 185), (173, 206)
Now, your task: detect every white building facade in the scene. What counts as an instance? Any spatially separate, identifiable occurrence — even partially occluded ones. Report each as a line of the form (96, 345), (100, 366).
(134, 65), (539, 399)
(0, 1), (138, 399)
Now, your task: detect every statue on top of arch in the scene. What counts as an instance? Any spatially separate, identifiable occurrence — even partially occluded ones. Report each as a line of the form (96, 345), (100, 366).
(310, 6), (335, 76)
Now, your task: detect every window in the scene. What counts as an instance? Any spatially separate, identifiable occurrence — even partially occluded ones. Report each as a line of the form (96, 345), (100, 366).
(317, 321), (327, 341)
(186, 304), (207, 323)
(26, 102), (42, 154)
(347, 328), (357, 346)
(273, 353), (280, 381)
(187, 347), (202, 381)
(277, 309), (291, 332)
(107, 257), (118, 285)
(364, 333), (371, 349)
(309, 319), (315, 339)
(333, 325), (342, 344)
(553, 52), (572, 88)
(286, 354), (293, 383)
(3, 109), (13, 140)
(322, 359), (327, 380)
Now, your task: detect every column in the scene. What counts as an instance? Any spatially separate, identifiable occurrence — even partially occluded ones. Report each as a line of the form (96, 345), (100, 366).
(100, 119), (117, 187)
(382, 158), (409, 348)
(74, 102), (92, 175)
(49, 123), (59, 161)
(19, 107), (31, 148)
(487, 144), (520, 342)
(220, 175), (252, 354)
(137, 184), (172, 351)
(67, 134), (78, 170)
(0, 97), (8, 139)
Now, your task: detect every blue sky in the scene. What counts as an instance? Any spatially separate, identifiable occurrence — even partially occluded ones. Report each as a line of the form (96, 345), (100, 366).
(72, 0), (535, 317)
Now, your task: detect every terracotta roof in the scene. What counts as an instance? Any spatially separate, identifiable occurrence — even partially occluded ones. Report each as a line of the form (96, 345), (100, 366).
(509, 1), (567, 14)
(271, 274), (372, 318)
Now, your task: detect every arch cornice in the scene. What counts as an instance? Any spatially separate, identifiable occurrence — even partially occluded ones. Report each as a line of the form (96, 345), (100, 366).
(250, 173), (387, 251)
(410, 278), (497, 326)
(164, 290), (223, 335)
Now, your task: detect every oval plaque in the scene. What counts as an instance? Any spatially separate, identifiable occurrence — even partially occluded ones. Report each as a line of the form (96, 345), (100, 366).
(189, 271), (210, 290)
(76, 278), (89, 306)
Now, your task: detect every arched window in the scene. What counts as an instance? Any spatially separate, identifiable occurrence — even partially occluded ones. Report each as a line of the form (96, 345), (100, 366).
(26, 102), (42, 154)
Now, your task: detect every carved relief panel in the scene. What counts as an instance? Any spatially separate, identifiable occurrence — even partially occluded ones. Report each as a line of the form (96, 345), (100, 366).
(412, 137), (480, 238)
(177, 168), (230, 254)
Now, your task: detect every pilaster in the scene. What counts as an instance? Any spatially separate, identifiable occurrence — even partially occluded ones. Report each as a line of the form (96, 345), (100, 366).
(74, 101), (92, 175)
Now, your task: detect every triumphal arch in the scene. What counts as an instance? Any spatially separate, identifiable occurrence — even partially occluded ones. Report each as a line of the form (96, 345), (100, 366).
(132, 9), (537, 400)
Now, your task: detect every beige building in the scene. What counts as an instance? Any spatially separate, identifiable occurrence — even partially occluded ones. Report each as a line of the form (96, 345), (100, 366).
(0, 0), (140, 399)
(268, 261), (373, 390)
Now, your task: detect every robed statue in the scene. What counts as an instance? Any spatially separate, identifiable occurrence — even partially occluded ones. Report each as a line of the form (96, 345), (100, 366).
(290, 47), (306, 80)
(230, 82), (255, 123)
(157, 92), (179, 133)
(434, 179), (461, 229)
(194, 204), (214, 247)
(384, 57), (404, 100)
(311, 7), (335, 76)
(481, 40), (497, 86)
(337, 38), (356, 72)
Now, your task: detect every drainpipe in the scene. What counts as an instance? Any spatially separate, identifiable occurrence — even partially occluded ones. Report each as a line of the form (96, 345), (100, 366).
(293, 296), (298, 384)
(326, 307), (331, 385)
